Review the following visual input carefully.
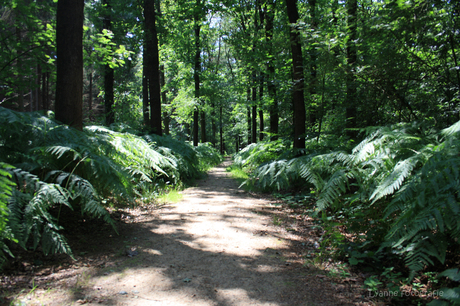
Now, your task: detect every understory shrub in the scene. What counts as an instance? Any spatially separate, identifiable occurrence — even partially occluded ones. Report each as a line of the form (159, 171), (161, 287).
(241, 121), (460, 276)
(0, 107), (220, 265)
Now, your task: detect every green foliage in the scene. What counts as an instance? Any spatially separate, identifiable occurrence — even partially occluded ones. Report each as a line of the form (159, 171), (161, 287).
(428, 269), (460, 306)
(193, 143), (223, 172)
(240, 120), (460, 275)
(0, 107), (187, 264)
(233, 139), (292, 171)
(144, 135), (222, 183)
(0, 163), (16, 265)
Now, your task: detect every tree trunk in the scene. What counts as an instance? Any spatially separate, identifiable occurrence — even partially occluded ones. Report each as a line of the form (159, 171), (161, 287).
(103, 0), (114, 126)
(252, 86), (257, 144)
(286, 0), (306, 148)
(160, 65), (169, 135)
(346, 0), (358, 138)
(259, 74), (264, 141)
(247, 94), (251, 145)
(220, 106), (224, 154)
(266, 0), (278, 139)
(193, 0), (201, 146)
(55, 0), (83, 130)
(88, 72), (93, 114)
(308, 0), (317, 129)
(142, 59), (149, 126)
(145, 0), (162, 135)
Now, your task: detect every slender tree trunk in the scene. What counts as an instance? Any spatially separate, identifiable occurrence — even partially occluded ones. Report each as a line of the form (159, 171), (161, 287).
(286, 0), (306, 148)
(346, 0), (358, 138)
(15, 26), (24, 112)
(259, 74), (264, 141)
(41, 67), (46, 110)
(266, 0), (278, 139)
(55, 0), (83, 130)
(193, 0), (201, 146)
(145, 0), (162, 135)
(160, 65), (169, 135)
(220, 106), (224, 154)
(200, 111), (206, 142)
(88, 72), (93, 114)
(142, 59), (149, 126)
(252, 86), (257, 144)
(211, 102), (217, 147)
(308, 0), (317, 129)
(104, 65), (114, 125)
(103, 0), (114, 126)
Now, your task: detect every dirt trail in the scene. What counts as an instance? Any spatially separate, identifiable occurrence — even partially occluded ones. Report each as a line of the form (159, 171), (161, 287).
(2, 159), (370, 306)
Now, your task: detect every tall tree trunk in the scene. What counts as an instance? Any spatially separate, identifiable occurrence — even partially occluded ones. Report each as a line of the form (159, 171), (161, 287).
(103, 0), (114, 126)
(160, 65), (169, 135)
(55, 0), (83, 130)
(15, 26), (24, 112)
(346, 0), (358, 138)
(88, 72), (93, 114)
(220, 106), (224, 154)
(142, 58), (149, 126)
(266, 0), (278, 139)
(247, 87), (251, 145)
(252, 85), (257, 144)
(104, 64), (114, 125)
(200, 112), (206, 142)
(145, 0), (162, 135)
(193, 0), (201, 146)
(259, 74), (264, 141)
(41, 67), (46, 110)
(286, 0), (306, 148)
(211, 102), (217, 147)
(308, 0), (317, 129)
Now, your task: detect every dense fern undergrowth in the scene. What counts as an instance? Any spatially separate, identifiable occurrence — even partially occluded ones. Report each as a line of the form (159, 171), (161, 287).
(0, 107), (222, 267)
(233, 122), (460, 305)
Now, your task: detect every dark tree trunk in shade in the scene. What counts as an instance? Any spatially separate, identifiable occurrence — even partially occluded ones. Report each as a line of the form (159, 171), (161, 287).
(259, 74), (264, 141)
(220, 106), (224, 154)
(103, 0), (114, 126)
(145, 0), (162, 135)
(200, 111), (206, 142)
(88, 72), (93, 114)
(308, 0), (318, 129)
(251, 86), (257, 144)
(346, 0), (358, 138)
(266, 0), (278, 139)
(142, 60), (149, 126)
(55, 0), (83, 130)
(286, 0), (306, 148)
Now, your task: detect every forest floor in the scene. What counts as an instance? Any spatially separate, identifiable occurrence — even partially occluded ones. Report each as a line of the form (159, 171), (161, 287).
(0, 158), (379, 306)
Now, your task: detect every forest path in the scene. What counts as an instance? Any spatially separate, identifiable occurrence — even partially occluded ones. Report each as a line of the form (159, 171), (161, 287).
(6, 158), (368, 306)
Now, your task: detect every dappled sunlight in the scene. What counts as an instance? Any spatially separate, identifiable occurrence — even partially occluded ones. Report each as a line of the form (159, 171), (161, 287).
(10, 160), (365, 305)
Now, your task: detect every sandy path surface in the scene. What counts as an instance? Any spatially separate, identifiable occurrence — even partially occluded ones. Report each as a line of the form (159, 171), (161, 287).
(4, 159), (369, 305)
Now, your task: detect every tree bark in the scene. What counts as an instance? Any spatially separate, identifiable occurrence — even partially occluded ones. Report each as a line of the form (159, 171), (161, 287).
(145, 0), (162, 135)
(160, 65), (169, 135)
(55, 0), (83, 130)
(103, 0), (114, 126)
(286, 0), (306, 148)
(142, 58), (149, 126)
(247, 87), (251, 145)
(252, 85), (257, 144)
(346, 0), (358, 138)
(266, 0), (278, 139)
(308, 0), (317, 129)
(193, 0), (201, 146)
(259, 74), (264, 141)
